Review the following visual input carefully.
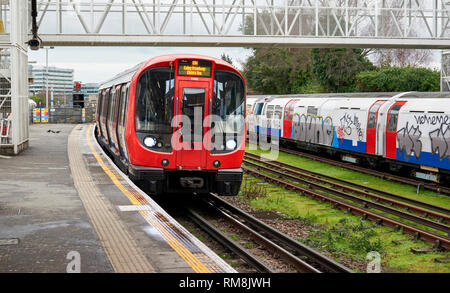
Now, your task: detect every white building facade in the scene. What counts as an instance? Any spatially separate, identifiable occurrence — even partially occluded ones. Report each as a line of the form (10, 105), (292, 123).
(29, 65), (74, 95)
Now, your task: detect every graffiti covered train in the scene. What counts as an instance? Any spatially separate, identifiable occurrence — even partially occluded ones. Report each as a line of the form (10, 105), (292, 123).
(247, 92), (450, 183)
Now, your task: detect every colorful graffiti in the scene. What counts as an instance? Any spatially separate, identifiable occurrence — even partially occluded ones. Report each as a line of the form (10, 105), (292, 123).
(292, 114), (334, 146)
(397, 122), (423, 160)
(430, 123), (450, 160)
(339, 113), (363, 141)
(397, 115), (450, 161)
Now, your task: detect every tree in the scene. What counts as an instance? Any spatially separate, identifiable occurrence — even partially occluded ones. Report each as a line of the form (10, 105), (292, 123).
(220, 53), (233, 65)
(371, 49), (433, 68)
(242, 48), (316, 94)
(356, 67), (440, 92)
(311, 48), (375, 93)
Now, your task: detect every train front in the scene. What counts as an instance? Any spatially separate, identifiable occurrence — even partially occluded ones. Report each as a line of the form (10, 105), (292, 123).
(127, 56), (246, 196)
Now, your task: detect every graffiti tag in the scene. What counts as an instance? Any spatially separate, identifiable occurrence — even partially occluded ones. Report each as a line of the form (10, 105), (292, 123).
(292, 114), (334, 146)
(397, 122), (423, 160)
(429, 124), (450, 160)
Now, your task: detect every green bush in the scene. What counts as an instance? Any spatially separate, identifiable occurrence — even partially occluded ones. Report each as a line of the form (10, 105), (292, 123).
(356, 67), (440, 92)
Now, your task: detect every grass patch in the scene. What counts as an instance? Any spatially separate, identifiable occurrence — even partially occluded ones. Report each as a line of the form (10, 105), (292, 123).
(239, 173), (450, 273)
(246, 143), (450, 210)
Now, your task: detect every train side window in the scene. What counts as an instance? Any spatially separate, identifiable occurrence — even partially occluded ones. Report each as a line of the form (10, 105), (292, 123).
(254, 103), (263, 115)
(107, 88), (115, 125)
(266, 105), (274, 119)
(274, 105), (282, 120)
(114, 85), (122, 125)
(97, 90), (103, 119)
(101, 90), (109, 121)
(119, 85), (129, 127)
(288, 103), (296, 120)
(388, 105), (402, 132)
(283, 105), (290, 119)
(307, 106), (318, 116)
(368, 103), (382, 129)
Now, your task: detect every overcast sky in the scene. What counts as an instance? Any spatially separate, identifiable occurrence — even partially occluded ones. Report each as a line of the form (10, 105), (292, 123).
(28, 47), (254, 84)
(28, 46), (441, 85)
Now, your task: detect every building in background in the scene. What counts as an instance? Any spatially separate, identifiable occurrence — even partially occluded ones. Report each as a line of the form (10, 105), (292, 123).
(29, 65), (74, 96)
(78, 82), (99, 96)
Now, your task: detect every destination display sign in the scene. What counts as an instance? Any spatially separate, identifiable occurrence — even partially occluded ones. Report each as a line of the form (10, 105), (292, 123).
(178, 59), (212, 77)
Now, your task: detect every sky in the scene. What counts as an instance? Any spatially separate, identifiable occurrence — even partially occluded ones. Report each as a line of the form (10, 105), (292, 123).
(28, 46), (442, 85)
(28, 47), (254, 84)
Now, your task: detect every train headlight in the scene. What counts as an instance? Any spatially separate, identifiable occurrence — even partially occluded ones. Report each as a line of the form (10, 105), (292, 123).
(226, 139), (237, 150)
(143, 136), (157, 148)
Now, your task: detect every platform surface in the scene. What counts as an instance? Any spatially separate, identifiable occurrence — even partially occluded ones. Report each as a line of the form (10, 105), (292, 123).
(0, 124), (234, 273)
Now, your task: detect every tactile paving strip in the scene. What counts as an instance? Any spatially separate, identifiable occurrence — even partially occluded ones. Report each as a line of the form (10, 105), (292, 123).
(68, 126), (155, 273)
(84, 124), (235, 273)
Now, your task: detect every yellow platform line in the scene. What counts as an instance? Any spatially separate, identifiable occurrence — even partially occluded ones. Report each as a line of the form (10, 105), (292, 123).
(85, 125), (212, 273)
(68, 126), (154, 273)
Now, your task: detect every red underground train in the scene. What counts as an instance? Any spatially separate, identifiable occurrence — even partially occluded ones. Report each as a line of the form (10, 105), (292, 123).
(95, 54), (246, 196)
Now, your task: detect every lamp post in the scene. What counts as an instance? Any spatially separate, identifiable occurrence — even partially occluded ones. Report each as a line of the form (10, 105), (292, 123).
(45, 46), (55, 109)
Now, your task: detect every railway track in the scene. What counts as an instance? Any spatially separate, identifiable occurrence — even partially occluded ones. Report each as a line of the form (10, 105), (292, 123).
(241, 155), (450, 250)
(277, 146), (450, 196)
(186, 193), (353, 273)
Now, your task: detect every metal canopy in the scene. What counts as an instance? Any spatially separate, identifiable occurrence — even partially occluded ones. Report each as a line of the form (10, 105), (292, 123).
(27, 0), (450, 49)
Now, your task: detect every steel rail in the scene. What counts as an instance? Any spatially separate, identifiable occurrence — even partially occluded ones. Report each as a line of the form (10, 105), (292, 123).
(242, 165), (450, 250)
(203, 193), (353, 273)
(278, 147), (450, 196)
(195, 202), (321, 273)
(243, 159), (450, 235)
(185, 209), (276, 273)
(245, 152), (450, 217)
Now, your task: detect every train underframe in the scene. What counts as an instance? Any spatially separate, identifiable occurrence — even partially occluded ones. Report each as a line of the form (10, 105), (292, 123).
(254, 133), (450, 187)
(128, 165), (243, 196)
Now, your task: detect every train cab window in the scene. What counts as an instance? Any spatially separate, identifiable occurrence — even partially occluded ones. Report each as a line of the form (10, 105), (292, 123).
(135, 68), (175, 152)
(135, 68), (175, 133)
(254, 103), (264, 115)
(388, 105), (402, 132)
(212, 71), (245, 153)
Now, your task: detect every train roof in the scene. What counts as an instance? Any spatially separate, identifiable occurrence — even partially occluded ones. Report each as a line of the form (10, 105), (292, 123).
(99, 54), (237, 90)
(248, 92), (450, 100)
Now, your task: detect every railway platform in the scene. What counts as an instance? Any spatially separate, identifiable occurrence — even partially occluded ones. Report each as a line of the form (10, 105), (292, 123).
(0, 124), (234, 273)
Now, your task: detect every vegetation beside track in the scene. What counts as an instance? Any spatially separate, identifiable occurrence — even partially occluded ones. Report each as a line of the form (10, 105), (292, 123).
(240, 144), (450, 273)
(246, 144), (450, 209)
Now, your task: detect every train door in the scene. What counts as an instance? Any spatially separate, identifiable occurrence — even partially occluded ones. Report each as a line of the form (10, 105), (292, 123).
(117, 84), (129, 161)
(386, 101), (406, 159)
(273, 105), (283, 137)
(176, 80), (210, 169)
(265, 105), (274, 136)
(366, 100), (386, 154)
(283, 99), (298, 138)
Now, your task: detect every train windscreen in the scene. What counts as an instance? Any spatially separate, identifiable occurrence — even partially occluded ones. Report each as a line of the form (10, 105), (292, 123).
(211, 71), (245, 153)
(135, 67), (175, 152)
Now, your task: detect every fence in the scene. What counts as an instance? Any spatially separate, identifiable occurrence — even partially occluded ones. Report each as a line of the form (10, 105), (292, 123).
(32, 107), (96, 124)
